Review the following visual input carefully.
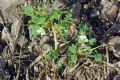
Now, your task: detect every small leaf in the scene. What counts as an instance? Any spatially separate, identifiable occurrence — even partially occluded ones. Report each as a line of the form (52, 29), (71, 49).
(88, 38), (96, 46)
(68, 54), (77, 66)
(24, 6), (34, 16)
(44, 50), (58, 61)
(71, 54), (77, 62)
(78, 47), (92, 55)
(57, 60), (62, 68)
(50, 10), (60, 20)
(94, 53), (102, 62)
(31, 26), (39, 36)
(31, 16), (46, 25)
(68, 44), (77, 54)
(79, 24), (90, 34)
(65, 13), (72, 21)
(84, 50), (92, 55)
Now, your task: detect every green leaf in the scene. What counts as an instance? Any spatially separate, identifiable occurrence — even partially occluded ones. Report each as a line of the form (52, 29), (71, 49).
(68, 54), (77, 66)
(31, 26), (38, 36)
(24, 6), (34, 16)
(57, 60), (62, 68)
(94, 53), (102, 62)
(38, 4), (45, 11)
(84, 50), (92, 55)
(78, 47), (92, 55)
(60, 20), (69, 28)
(50, 10), (60, 20)
(68, 44), (77, 54)
(45, 20), (52, 28)
(65, 13), (72, 21)
(88, 38), (96, 46)
(44, 50), (58, 61)
(70, 54), (77, 62)
(31, 16), (46, 25)
(79, 24), (90, 35)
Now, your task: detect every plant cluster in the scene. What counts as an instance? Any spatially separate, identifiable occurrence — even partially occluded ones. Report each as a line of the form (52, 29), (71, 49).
(67, 23), (103, 66)
(24, 3), (72, 39)
(24, 2), (103, 68)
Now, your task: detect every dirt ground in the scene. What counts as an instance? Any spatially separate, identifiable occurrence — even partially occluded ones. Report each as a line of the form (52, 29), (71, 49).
(0, 0), (120, 80)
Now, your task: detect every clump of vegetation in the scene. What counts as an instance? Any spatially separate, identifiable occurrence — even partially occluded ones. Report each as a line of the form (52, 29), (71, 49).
(24, 3), (72, 39)
(67, 23), (103, 66)
(24, 1), (103, 68)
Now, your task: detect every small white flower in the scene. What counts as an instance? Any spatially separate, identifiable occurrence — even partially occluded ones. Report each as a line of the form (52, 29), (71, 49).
(79, 35), (88, 43)
(37, 27), (46, 35)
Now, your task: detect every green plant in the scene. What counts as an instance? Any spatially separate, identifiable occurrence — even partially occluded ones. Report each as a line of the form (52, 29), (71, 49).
(68, 44), (78, 66)
(79, 23), (90, 35)
(24, 2), (103, 68)
(94, 53), (102, 62)
(24, 3), (72, 38)
(67, 43), (103, 66)
(44, 50), (58, 61)
(44, 23), (102, 67)
(77, 23), (102, 62)
(88, 38), (96, 46)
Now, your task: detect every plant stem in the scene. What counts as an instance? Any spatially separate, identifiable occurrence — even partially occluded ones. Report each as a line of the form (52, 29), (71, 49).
(90, 44), (105, 51)
(52, 24), (58, 50)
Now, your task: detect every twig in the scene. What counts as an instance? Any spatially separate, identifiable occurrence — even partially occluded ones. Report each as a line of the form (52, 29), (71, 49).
(15, 64), (21, 80)
(103, 61), (119, 71)
(90, 44), (105, 51)
(105, 45), (110, 75)
(28, 46), (51, 69)
(26, 69), (29, 80)
(59, 41), (70, 48)
(51, 25), (59, 79)
(3, 27), (15, 52)
(37, 70), (45, 80)
(28, 55), (42, 69)
(68, 63), (79, 73)
(15, 45), (23, 79)
(52, 26), (58, 50)
(52, 60), (56, 80)
(103, 60), (107, 77)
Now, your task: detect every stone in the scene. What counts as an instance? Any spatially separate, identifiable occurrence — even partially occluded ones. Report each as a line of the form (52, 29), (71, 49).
(108, 36), (120, 58)
(0, 0), (25, 10)
(0, 0), (25, 23)
(101, 0), (119, 22)
(113, 75), (120, 80)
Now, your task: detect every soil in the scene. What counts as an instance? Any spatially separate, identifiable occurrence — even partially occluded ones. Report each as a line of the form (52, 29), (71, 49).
(0, 0), (120, 80)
